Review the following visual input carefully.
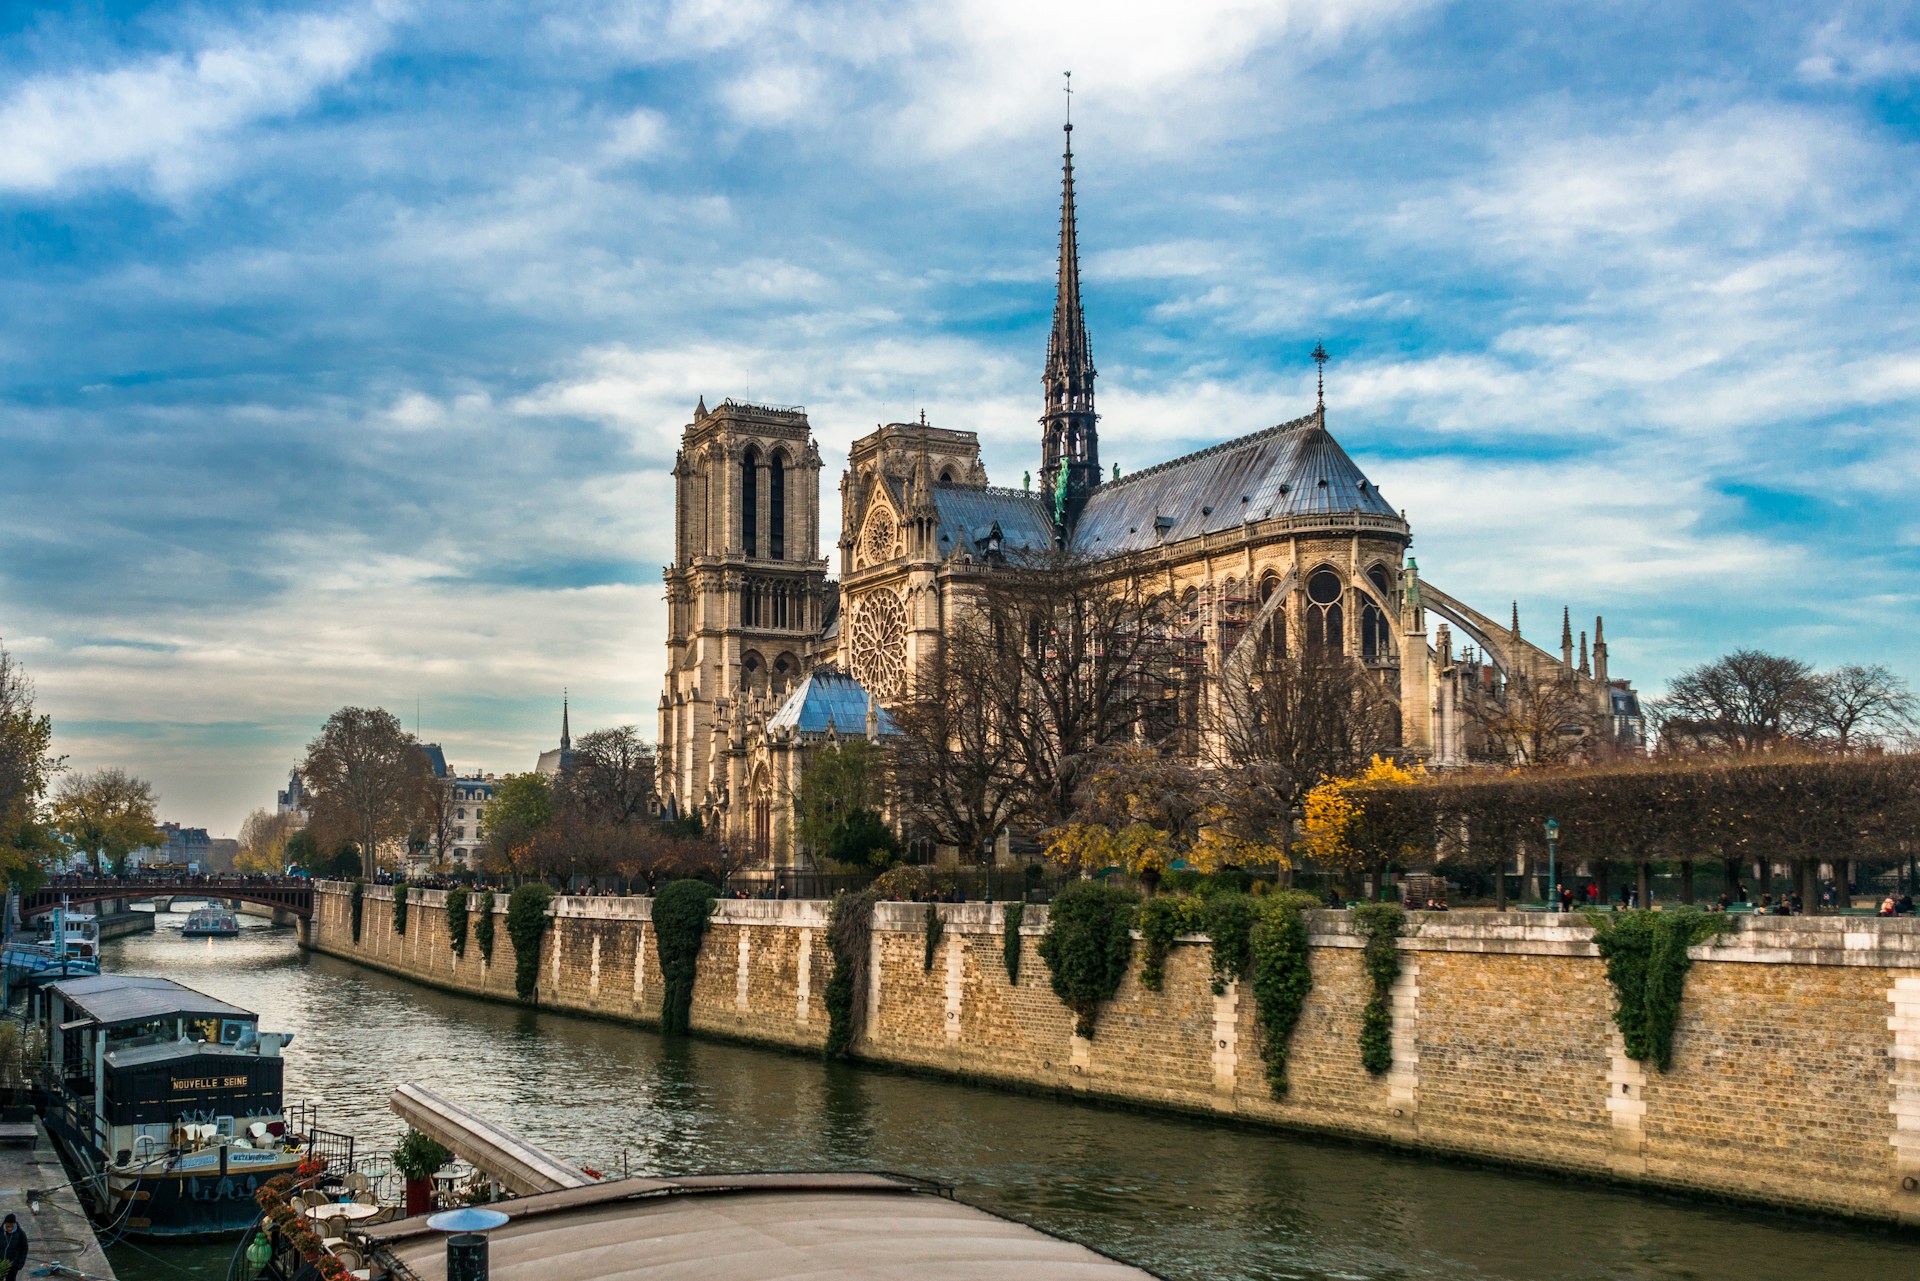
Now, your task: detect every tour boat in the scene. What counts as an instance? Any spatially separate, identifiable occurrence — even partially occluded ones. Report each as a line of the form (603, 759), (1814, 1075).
(2, 902), (101, 988)
(36, 974), (304, 1237)
(180, 906), (241, 938)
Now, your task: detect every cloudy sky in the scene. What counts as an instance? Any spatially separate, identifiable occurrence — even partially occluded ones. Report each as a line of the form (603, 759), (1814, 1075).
(1, 1), (1916, 836)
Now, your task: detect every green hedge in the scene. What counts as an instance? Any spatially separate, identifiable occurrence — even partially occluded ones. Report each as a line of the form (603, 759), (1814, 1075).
(445, 886), (469, 957)
(1591, 908), (1731, 1071)
(473, 890), (495, 962)
(1037, 880), (1139, 1038)
(653, 880), (717, 1034)
(506, 884), (554, 1001)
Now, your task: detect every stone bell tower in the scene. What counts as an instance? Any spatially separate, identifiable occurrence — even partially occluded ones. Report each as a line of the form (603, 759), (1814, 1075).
(658, 398), (829, 823)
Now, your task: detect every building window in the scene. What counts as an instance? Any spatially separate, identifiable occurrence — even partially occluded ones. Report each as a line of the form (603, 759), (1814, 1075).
(770, 453), (786, 560)
(456, 808), (467, 820)
(1307, 569), (1344, 654)
(742, 446), (759, 557)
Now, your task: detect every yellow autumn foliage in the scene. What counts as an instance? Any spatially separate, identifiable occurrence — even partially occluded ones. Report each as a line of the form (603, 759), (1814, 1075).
(1299, 755), (1427, 869)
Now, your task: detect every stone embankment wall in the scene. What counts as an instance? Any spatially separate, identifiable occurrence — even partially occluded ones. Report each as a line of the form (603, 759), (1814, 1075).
(307, 884), (1920, 1226)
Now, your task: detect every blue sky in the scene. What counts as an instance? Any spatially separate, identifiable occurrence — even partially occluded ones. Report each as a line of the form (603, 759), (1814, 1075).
(1, 1), (1916, 836)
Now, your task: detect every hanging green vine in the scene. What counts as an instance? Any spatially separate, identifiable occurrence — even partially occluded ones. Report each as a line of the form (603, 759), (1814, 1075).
(1136, 895), (1200, 992)
(1037, 880), (1139, 1038)
(1002, 901), (1024, 985)
(505, 883), (554, 1001)
(473, 890), (495, 962)
(1352, 902), (1405, 1076)
(922, 904), (945, 971)
(1201, 892), (1261, 996)
(1590, 908), (1731, 1071)
(825, 888), (880, 1059)
(1249, 892), (1320, 1096)
(445, 886), (469, 957)
(350, 879), (365, 942)
(653, 880), (718, 1034)
(392, 881), (409, 935)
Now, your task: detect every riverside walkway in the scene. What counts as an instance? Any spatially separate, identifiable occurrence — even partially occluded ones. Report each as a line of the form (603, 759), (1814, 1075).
(0, 1120), (116, 1280)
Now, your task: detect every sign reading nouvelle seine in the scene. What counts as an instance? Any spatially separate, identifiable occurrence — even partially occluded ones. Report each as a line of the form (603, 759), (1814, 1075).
(172, 1074), (251, 1091)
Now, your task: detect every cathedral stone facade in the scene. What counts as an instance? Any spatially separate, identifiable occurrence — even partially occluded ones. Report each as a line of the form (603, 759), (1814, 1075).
(658, 121), (1640, 873)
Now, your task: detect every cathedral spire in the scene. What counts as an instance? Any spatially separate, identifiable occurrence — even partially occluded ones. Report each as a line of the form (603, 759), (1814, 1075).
(1561, 607), (1574, 667)
(560, 690), (571, 753)
(1041, 71), (1099, 523)
(1510, 601), (1521, 644)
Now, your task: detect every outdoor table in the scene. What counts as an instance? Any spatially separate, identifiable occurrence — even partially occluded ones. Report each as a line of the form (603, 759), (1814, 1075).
(304, 1202), (382, 1225)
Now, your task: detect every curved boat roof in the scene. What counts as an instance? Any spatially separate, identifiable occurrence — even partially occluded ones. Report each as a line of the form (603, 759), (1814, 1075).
(49, 975), (253, 1028)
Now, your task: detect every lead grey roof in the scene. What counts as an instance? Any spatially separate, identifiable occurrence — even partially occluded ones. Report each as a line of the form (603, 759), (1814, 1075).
(767, 668), (900, 736)
(105, 1040), (264, 1069)
(51, 975), (254, 1028)
(930, 486), (1055, 560)
(1070, 411), (1397, 557)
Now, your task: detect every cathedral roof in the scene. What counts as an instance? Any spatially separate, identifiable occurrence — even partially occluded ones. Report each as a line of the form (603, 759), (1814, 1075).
(930, 486), (1055, 560)
(766, 667), (900, 737)
(1069, 410), (1398, 557)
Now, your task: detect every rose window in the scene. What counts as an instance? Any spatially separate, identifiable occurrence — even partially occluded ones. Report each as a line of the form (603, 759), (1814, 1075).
(848, 589), (908, 701)
(865, 509), (896, 563)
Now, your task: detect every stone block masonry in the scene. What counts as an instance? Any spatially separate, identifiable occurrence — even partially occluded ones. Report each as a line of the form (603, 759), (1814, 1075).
(307, 886), (1920, 1227)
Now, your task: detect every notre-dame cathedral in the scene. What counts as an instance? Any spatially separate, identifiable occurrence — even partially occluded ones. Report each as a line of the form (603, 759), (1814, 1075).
(658, 119), (1642, 872)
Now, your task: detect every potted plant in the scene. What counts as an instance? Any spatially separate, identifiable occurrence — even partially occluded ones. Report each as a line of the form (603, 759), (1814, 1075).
(391, 1128), (453, 1218)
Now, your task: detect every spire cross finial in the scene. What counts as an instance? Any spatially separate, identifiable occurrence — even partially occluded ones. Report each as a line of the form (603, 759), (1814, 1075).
(1063, 70), (1072, 129)
(1311, 341), (1329, 407)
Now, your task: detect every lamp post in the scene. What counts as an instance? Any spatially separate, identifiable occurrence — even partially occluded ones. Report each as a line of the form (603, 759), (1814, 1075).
(982, 834), (994, 904)
(1544, 818), (1560, 912)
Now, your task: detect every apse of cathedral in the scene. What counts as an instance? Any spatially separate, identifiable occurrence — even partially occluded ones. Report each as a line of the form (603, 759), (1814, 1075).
(658, 117), (1643, 872)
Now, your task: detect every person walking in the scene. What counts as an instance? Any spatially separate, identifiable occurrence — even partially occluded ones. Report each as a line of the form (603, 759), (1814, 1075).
(2, 1212), (28, 1281)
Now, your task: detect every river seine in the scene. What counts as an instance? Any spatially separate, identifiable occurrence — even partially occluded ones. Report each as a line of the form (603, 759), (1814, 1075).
(100, 910), (1917, 1281)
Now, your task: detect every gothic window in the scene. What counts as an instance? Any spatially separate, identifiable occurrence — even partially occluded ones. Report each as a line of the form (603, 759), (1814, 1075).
(939, 467), (954, 486)
(772, 582), (789, 629)
(1361, 604), (1389, 658)
(770, 452), (786, 560)
(740, 651), (764, 691)
(774, 653), (795, 691)
(742, 446), (759, 557)
(864, 506), (896, 564)
(848, 589), (909, 701)
(1367, 563), (1391, 597)
(743, 580), (760, 627)
(1307, 568), (1344, 654)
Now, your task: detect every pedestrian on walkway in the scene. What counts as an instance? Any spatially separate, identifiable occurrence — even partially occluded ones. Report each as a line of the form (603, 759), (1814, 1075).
(2, 1212), (28, 1281)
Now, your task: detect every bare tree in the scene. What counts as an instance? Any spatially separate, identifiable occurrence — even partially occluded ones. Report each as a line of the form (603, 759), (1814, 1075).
(1469, 666), (1601, 766)
(1213, 631), (1396, 811)
(236, 808), (298, 875)
(1655, 649), (1823, 753)
(301, 707), (432, 877)
(891, 612), (1029, 863)
(1812, 664), (1916, 752)
(567, 726), (657, 825)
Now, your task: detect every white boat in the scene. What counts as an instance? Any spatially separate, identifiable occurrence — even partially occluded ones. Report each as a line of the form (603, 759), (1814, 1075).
(180, 906), (240, 938)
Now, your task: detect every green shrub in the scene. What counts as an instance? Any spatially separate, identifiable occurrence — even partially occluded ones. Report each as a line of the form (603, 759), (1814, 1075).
(922, 904), (945, 971)
(350, 879), (365, 942)
(1002, 901), (1024, 985)
(653, 880), (718, 1034)
(1352, 902), (1406, 1075)
(1249, 891), (1320, 1096)
(825, 889), (880, 1059)
(392, 881), (409, 935)
(391, 1129), (452, 1182)
(1037, 880), (1139, 1038)
(1201, 892), (1260, 995)
(1136, 895), (1201, 992)
(473, 890), (495, 962)
(445, 886), (469, 957)
(506, 883), (555, 1001)
(1591, 908), (1731, 1071)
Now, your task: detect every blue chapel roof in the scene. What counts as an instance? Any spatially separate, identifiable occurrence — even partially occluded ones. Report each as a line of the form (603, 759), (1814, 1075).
(766, 668), (901, 737)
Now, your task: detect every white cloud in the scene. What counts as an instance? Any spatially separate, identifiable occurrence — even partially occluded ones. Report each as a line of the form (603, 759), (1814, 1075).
(1797, 18), (1920, 85)
(602, 107), (669, 160)
(0, 5), (396, 197)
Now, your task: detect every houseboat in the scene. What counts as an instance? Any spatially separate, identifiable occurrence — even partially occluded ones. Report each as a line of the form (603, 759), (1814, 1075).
(180, 906), (241, 938)
(2, 903), (101, 989)
(37, 974), (304, 1237)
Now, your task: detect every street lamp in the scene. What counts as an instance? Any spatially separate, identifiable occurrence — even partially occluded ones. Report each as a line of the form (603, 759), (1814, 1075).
(1544, 818), (1560, 912)
(982, 834), (994, 904)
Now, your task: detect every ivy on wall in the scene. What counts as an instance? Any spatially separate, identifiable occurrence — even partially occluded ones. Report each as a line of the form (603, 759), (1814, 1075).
(1352, 903), (1406, 1076)
(505, 884), (554, 1001)
(1002, 901), (1024, 985)
(1037, 880), (1139, 1038)
(653, 880), (718, 1034)
(825, 889), (880, 1059)
(349, 879), (364, 943)
(1201, 893), (1260, 996)
(1249, 893), (1319, 1096)
(1137, 896), (1200, 992)
(445, 886), (469, 957)
(1590, 908), (1732, 1071)
(922, 904), (945, 972)
(392, 882), (409, 936)
(473, 890), (495, 963)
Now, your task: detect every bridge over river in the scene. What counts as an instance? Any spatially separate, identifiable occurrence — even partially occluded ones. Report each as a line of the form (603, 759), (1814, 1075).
(22, 876), (314, 923)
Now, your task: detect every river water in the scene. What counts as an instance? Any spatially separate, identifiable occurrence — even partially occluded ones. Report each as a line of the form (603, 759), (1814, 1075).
(98, 910), (1917, 1281)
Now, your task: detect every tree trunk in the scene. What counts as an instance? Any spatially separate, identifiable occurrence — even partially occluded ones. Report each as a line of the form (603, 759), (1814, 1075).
(1495, 860), (1508, 911)
(1723, 857), (1740, 903)
(1680, 859), (1694, 905)
(1836, 858), (1852, 911)
(1636, 861), (1651, 910)
(1595, 858), (1611, 908)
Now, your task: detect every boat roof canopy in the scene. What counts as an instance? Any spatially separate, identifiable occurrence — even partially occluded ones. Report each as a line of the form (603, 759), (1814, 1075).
(49, 975), (254, 1029)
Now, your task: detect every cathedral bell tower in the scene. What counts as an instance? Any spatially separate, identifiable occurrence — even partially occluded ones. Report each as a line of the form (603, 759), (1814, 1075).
(1040, 91), (1100, 532)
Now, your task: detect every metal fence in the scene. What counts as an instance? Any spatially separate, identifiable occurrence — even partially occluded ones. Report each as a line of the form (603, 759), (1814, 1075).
(724, 868), (1077, 904)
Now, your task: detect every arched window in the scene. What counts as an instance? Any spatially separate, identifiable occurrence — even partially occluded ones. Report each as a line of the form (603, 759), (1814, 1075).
(1307, 568), (1344, 654)
(742, 446), (759, 557)
(770, 452), (786, 560)
(1367, 563), (1391, 597)
(939, 467), (955, 487)
(740, 651), (763, 691)
(1361, 603), (1388, 658)
(743, 579), (760, 627)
